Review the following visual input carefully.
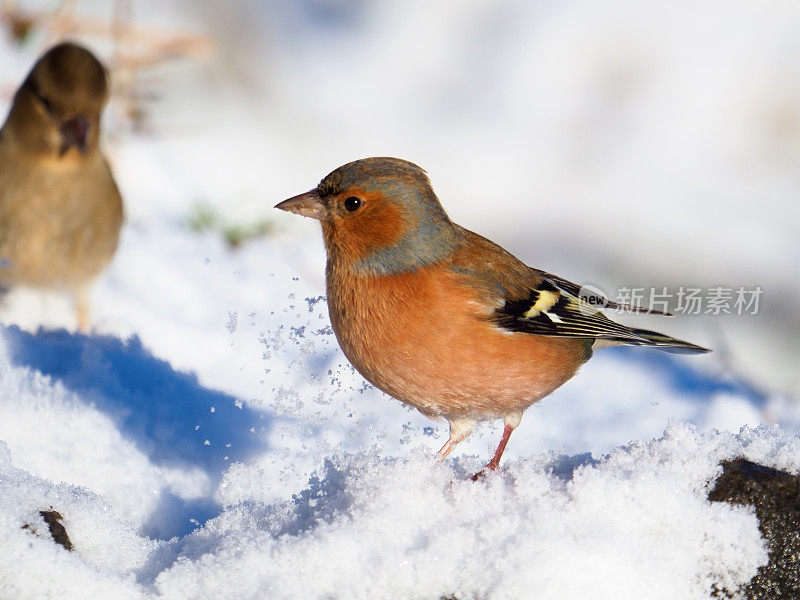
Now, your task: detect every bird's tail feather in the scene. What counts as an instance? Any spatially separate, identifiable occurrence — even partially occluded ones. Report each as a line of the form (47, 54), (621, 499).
(625, 327), (710, 354)
(594, 328), (710, 354)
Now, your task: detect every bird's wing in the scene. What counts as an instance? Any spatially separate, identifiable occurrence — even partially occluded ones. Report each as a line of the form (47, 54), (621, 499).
(530, 267), (673, 316)
(490, 277), (648, 342)
(448, 227), (707, 350)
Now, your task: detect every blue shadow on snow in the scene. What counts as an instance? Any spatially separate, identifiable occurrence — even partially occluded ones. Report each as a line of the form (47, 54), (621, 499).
(605, 345), (767, 407)
(2, 325), (269, 540)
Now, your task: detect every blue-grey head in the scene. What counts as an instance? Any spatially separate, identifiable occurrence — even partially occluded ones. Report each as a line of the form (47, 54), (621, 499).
(276, 157), (463, 274)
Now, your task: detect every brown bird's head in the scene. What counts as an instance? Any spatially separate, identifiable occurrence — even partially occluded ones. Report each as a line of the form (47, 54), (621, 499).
(3, 42), (108, 159)
(277, 157), (462, 274)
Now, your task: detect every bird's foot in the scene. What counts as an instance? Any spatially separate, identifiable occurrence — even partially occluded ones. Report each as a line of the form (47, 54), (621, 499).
(470, 464), (497, 482)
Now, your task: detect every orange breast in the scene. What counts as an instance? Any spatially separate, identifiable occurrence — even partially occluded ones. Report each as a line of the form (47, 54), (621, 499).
(326, 264), (590, 421)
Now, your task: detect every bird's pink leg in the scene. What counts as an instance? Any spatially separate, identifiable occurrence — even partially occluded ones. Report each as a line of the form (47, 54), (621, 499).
(472, 423), (515, 481)
(436, 437), (458, 461)
(436, 418), (475, 462)
(487, 423), (515, 470)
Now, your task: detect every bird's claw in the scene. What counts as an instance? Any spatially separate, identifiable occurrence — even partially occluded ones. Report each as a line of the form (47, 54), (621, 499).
(471, 464), (497, 481)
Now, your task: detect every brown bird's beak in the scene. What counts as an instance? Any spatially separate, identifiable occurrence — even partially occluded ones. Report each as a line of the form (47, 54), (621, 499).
(275, 190), (326, 220)
(60, 115), (90, 154)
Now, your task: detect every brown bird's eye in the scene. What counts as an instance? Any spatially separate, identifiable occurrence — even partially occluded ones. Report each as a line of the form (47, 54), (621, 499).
(343, 196), (362, 212)
(35, 91), (52, 113)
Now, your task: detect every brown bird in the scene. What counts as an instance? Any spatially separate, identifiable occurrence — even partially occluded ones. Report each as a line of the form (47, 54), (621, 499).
(277, 157), (710, 477)
(0, 42), (123, 329)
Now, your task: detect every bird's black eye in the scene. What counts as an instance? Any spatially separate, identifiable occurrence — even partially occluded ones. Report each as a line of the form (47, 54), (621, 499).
(343, 196), (362, 212)
(34, 90), (52, 113)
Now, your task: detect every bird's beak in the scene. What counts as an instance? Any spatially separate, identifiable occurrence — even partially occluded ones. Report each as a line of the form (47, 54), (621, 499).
(275, 190), (326, 220)
(60, 115), (90, 154)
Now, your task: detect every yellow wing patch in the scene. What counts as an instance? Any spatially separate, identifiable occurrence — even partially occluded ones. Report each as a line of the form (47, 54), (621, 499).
(523, 289), (560, 318)
(494, 281), (647, 342)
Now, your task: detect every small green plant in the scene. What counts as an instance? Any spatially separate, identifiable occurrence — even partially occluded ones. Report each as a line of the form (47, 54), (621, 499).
(187, 201), (276, 249)
(187, 202), (220, 233)
(223, 220), (276, 248)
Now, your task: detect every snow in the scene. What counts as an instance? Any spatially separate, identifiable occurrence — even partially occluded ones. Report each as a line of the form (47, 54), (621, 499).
(0, 440), (155, 600)
(3, 404), (794, 598)
(0, 0), (799, 597)
(155, 425), (772, 600)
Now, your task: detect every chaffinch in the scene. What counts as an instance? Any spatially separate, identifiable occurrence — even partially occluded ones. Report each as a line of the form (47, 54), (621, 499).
(277, 157), (709, 476)
(0, 42), (123, 330)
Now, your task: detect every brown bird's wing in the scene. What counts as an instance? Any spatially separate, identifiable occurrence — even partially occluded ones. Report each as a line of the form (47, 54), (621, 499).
(449, 227), (709, 353)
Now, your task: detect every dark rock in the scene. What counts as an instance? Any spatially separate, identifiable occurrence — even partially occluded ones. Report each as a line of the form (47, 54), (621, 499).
(708, 457), (800, 599)
(22, 509), (73, 551)
(39, 510), (73, 552)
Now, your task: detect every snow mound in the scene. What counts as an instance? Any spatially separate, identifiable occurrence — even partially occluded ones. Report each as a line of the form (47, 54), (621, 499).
(153, 423), (782, 599)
